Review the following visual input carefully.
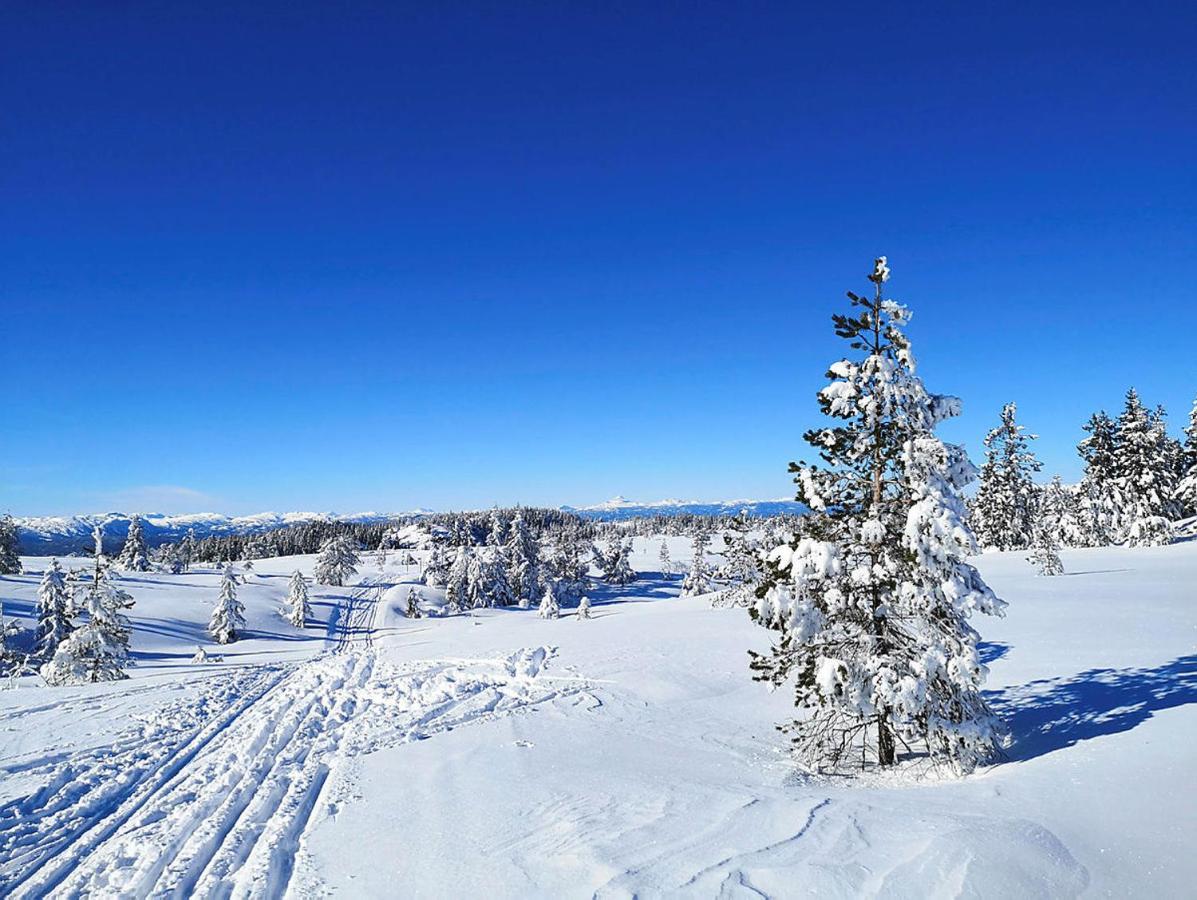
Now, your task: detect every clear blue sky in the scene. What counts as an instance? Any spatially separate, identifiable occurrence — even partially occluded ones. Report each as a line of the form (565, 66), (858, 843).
(3, 2), (1195, 516)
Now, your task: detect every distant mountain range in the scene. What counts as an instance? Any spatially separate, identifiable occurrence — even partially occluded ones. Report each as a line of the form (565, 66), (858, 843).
(13, 497), (803, 555)
(563, 496), (805, 522)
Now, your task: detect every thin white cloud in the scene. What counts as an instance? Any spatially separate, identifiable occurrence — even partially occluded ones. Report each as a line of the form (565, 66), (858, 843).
(88, 485), (222, 515)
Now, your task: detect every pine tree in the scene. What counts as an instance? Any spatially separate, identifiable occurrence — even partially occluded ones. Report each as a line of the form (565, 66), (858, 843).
(480, 548), (515, 607)
(547, 525), (590, 606)
(209, 565), (246, 644)
(36, 559), (74, 658)
(406, 587), (423, 619)
(314, 535), (360, 586)
(487, 508), (509, 547)
(658, 539), (672, 579)
(42, 527), (133, 684)
(287, 570), (311, 628)
(538, 583), (560, 619)
(178, 528), (196, 572)
(505, 509), (542, 604)
(602, 539), (637, 585)
(1114, 389), (1175, 546)
(1037, 475), (1086, 548)
(1026, 520), (1064, 576)
(680, 532), (712, 597)
(0, 514), (22, 575)
(117, 515), (151, 572)
(714, 514), (762, 607)
(1077, 411), (1121, 546)
(749, 257), (1005, 773)
(972, 403), (1042, 550)
(576, 595), (592, 619)
(422, 543), (450, 587)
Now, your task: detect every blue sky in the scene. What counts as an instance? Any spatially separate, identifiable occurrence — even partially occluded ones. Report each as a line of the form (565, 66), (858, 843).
(3, 2), (1195, 516)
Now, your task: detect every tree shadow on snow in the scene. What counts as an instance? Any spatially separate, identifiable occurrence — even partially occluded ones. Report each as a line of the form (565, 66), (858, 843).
(979, 641), (1010, 665)
(988, 654), (1197, 763)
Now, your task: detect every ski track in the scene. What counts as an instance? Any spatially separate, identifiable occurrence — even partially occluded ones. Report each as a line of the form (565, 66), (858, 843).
(0, 575), (579, 899)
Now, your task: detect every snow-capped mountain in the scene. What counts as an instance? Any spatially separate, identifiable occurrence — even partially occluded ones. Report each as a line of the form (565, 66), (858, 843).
(562, 496), (804, 521)
(14, 511), (399, 556)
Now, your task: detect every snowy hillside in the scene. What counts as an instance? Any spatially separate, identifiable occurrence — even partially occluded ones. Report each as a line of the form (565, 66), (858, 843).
(1, 539), (1193, 896)
(12, 511), (399, 556)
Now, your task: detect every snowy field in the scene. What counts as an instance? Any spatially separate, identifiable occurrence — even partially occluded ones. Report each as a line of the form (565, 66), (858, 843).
(1, 538), (1194, 898)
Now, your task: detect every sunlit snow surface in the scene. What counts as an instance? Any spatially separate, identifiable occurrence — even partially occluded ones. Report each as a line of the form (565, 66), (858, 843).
(0, 538), (1193, 897)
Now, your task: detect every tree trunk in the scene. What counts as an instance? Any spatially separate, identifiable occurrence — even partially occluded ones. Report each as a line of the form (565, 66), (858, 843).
(878, 718), (896, 766)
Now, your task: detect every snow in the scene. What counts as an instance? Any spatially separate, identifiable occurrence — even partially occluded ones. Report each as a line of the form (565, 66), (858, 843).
(0, 539), (1194, 896)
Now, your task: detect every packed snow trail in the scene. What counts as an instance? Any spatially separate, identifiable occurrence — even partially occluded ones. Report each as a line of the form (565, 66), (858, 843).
(0, 577), (577, 898)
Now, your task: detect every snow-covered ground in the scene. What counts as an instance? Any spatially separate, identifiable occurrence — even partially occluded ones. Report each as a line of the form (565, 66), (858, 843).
(1, 539), (1194, 897)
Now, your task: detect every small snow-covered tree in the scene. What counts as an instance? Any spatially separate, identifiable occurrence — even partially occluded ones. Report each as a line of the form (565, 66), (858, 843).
(1026, 522), (1064, 576)
(42, 528), (133, 684)
(0, 514), (22, 574)
(1037, 475), (1086, 548)
(680, 532), (712, 597)
(538, 583), (560, 619)
(749, 257), (1006, 772)
(506, 509), (542, 604)
(286, 570), (311, 628)
(406, 587), (423, 619)
(117, 515), (151, 572)
(178, 528), (197, 572)
(547, 526), (590, 606)
(1077, 410), (1120, 546)
(209, 565), (246, 644)
(658, 539), (672, 579)
(577, 595), (592, 619)
(314, 535), (360, 586)
(1114, 389), (1175, 546)
(972, 403), (1041, 550)
(478, 548), (515, 607)
(36, 559), (74, 658)
(487, 508), (509, 547)
(602, 539), (637, 585)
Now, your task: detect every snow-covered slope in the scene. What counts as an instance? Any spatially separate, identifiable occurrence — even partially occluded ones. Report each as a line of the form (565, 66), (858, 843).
(1, 540), (1193, 896)
(12, 511), (398, 556)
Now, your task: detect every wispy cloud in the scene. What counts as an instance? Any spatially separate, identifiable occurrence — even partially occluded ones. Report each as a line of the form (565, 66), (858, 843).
(87, 485), (222, 515)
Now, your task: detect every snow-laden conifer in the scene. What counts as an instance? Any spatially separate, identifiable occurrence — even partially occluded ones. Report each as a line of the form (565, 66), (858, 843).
(178, 528), (196, 572)
(1114, 389), (1175, 546)
(658, 539), (672, 579)
(1179, 395), (1197, 517)
(538, 583), (560, 619)
(547, 525), (590, 606)
(117, 515), (151, 572)
(445, 547), (470, 611)
(972, 403), (1041, 550)
(680, 532), (712, 597)
(602, 539), (637, 585)
(406, 587), (423, 618)
(1077, 411), (1121, 546)
(1026, 521), (1064, 576)
(505, 509), (542, 604)
(421, 543), (450, 587)
(0, 515), (22, 575)
(750, 257), (1006, 773)
(286, 570), (311, 628)
(577, 595), (592, 619)
(209, 565), (246, 644)
(42, 528), (133, 684)
(1037, 475), (1086, 548)
(314, 535), (360, 586)
(714, 514), (762, 607)
(36, 559), (74, 658)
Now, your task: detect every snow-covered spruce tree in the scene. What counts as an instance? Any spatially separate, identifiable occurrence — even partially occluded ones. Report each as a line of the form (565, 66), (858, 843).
(1179, 394), (1197, 517)
(714, 513), (762, 607)
(538, 583), (561, 619)
(209, 565), (246, 644)
(972, 403), (1042, 551)
(445, 547), (470, 611)
(481, 548), (516, 607)
(577, 595), (592, 619)
(178, 528), (197, 572)
(0, 514), (22, 574)
(680, 532), (713, 597)
(1037, 475), (1086, 548)
(406, 587), (423, 618)
(487, 508), (509, 547)
(314, 534), (360, 586)
(287, 570), (311, 628)
(1077, 410), (1121, 546)
(1114, 389), (1175, 546)
(117, 514), (151, 572)
(42, 528), (134, 685)
(658, 539), (672, 579)
(749, 257), (1006, 773)
(603, 539), (637, 585)
(36, 559), (74, 658)
(421, 543), (450, 588)
(505, 509), (542, 604)
(547, 526), (591, 606)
